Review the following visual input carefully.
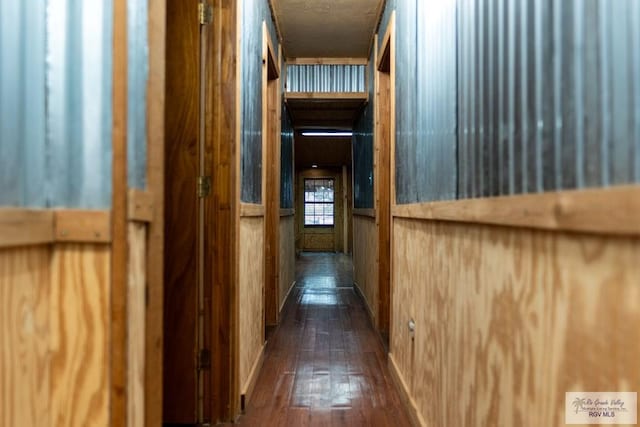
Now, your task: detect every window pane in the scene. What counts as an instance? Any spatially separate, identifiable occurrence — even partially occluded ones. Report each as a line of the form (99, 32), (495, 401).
(303, 178), (335, 226)
(305, 204), (314, 216)
(325, 204), (334, 216)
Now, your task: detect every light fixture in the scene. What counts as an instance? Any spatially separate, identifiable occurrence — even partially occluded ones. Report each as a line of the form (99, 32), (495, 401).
(301, 131), (353, 137)
(311, 164), (318, 168)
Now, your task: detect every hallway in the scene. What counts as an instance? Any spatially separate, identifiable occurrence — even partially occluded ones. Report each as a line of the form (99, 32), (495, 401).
(231, 253), (411, 426)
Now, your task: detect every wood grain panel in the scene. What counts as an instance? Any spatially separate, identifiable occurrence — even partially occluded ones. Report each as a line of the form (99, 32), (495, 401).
(303, 233), (335, 251)
(278, 216), (296, 311)
(238, 217), (265, 396)
(391, 218), (640, 426)
(50, 244), (110, 427)
(352, 216), (378, 325)
(0, 246), (50, 427)
(128, 223), (146, 427)
(164, 0), (200, 422)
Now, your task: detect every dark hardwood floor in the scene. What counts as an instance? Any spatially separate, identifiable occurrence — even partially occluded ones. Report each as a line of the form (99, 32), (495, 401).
(225, 253), (411, 426)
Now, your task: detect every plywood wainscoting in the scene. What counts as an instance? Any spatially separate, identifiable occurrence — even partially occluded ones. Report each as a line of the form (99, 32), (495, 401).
(353, 215), (378, 325)
(238, 216), (265, 405)
(390, 218), (640, 426)
(0, 246), (51, 426)
(0, 243), (111, 427)
(278, 215), (296, 311)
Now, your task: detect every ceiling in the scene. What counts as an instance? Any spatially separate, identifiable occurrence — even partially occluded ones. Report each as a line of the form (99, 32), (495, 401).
(285, 93), (368, 130)
(295, 135), (352, 168)
(271, 0), (385, 58)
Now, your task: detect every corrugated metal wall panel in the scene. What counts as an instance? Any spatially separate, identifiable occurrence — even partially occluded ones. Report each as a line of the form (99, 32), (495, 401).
(394, 0), (457, 204)
(353, 55), (375, 209)
(285, 64), (365, 93)
(47, 0), (113, 208)
(418, 0), (457, 202)
(0, 1), (48, 206)
(127, 0), (148, 190)
(457, 0), (640, 199)
(281, 104), (294, 209)
(394, 0), (417, 203)
(0, 0), (149, 207)
(240, 0), (279, 203)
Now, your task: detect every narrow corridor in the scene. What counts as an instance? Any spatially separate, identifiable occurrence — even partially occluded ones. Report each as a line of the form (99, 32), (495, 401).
(231, 253), (411, 426)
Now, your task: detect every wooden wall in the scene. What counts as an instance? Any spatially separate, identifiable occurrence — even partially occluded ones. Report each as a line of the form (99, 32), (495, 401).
(352, 215), (378, 324)
(295, 167), (350, 253)
(238, 217), (265, 394)
(0, 243), (111, 427)
(278, 215), (296, 310)
(0, 246), (51, 427)
(389, 218), (640, 426)
(127, 223), (146, 427)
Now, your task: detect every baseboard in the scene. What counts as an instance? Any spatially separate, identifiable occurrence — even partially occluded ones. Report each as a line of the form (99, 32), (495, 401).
(240, 343), (265, 412)
(352, 281), (376, 327)
(388, 353), (426, 427)
(279, 280), (296, 314)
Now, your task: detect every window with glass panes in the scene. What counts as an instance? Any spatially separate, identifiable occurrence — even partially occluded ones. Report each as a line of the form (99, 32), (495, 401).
(304, 179), (335, 226)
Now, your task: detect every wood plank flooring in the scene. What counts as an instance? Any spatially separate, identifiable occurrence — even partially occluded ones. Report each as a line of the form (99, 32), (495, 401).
(227, 253), (411, 426)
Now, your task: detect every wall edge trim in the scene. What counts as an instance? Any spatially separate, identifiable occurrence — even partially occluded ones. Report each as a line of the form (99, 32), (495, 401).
(391, 185), (640, 236)
(279, 280), (296, 313)
(240, 342), (265, 411)
(240, 203), (265, 217)
(388, 353), (426, 427)
(353, 208), (376, 218)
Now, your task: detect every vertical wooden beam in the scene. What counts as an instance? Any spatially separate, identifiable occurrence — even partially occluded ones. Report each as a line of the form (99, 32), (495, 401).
(342, 165), (348, 252)
(207, 0), (240, 420)
(264, 25), (281, 327)
(375, 13), (395, 346)
(145, 0), (165, 425)
(111, 0), (128, 424)
(387, 11), (396, 349)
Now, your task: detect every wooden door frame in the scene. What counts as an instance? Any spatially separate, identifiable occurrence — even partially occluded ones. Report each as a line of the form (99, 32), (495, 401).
(144, 0), (166, 426)
(143, 0), (241, 424)
(375, 11), (395, 346)
(263, 23), (281, 328)
(111, 0), (129, 425)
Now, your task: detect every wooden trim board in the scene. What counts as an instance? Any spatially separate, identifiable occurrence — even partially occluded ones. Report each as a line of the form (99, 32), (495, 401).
(240, 343), (265, 412)
(55, 210), (112, 243)
(0, 209), (113, 248)
(0, 209), (54, 248)
(279, 208), (295, 217)
(111, 0), (129, 423)
(353, 208), (376, 218)
(285, 91), (368, 101)
(127, 189), (154, 222)
(278, 280), (296, 314)
(144, 0), (165, 423)
(240, 203), (265, 217)
(388, 353), (426, 427)
(286, 57), (368, 65)
(392, 185), (640, 236)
